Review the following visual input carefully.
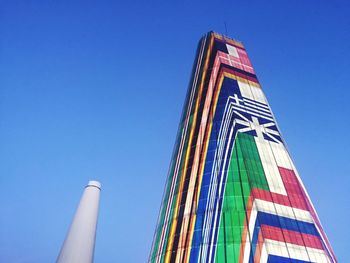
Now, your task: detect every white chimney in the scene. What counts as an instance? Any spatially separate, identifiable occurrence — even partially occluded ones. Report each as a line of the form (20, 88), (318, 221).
(57, 181), (101, 263)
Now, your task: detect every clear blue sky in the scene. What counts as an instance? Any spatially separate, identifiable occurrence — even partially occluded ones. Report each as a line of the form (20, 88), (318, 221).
(0, 1), (349, 262)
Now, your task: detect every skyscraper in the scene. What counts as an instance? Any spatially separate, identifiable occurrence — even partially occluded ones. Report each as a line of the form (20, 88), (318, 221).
(149, 32), (336, 263)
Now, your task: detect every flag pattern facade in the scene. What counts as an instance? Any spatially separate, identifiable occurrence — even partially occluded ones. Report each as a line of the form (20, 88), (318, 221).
(149, 32), (336, 263)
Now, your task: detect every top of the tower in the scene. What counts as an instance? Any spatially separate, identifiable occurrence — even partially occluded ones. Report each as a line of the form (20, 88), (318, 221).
(205, 31), (245, 49)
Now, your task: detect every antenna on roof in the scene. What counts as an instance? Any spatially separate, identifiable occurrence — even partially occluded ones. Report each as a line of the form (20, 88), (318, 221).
(224, 21), (228, 36)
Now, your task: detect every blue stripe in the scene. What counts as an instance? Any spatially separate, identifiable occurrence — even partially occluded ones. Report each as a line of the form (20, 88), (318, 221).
(267, 255), (313, 263)
(208, 113), (237, 262)
(207, 77), (243, 262)
(258, 212), (319, 236)
(249, 212), (321, 263)
(189, 77), (240, 262)
(231, 103), (273, 119)
(190, 77), (243, 262)
(243, 97), (268, 107)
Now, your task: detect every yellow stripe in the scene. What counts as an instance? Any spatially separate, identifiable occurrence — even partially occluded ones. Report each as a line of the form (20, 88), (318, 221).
(184, 70), (256, 263)
(183, 73), (224, 263)
(163, 34), (214, 263)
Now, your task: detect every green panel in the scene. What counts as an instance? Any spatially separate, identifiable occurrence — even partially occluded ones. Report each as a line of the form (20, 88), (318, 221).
(215, 133), (269, 262)
(158, 114), (194, 263)
(150, 114), (194, 262)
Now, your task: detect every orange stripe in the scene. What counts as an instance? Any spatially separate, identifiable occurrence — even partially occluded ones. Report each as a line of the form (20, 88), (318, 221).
(253, 231), (264, 262)
(183, 72), (225, 263)
(179, 49), (223, 263)
(184, 70), (257, 263)
(163, 34), (214, 263)
(239, 194), (255, 263)
(155, 33), (208, 262)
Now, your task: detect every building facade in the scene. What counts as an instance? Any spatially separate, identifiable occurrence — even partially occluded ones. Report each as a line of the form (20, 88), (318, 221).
(149, 32), (336, 263)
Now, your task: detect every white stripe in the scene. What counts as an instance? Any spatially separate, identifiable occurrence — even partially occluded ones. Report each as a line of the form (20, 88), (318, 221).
(264, 239), (330, 263)
(259, 243), (269, 263)
(243, 237), (252, 263)
(203, 101), (252, 261)
(245, 199), (313, 260)
(243, 100), (271, 113)
(254, 199), (314, 223)
(155, 34), (207, 263)
(243, 98), (270, 109)
(251, 85), (267, 104)
(240, 197), (314, 260)
(255, 137), (287, 195)
(208, 124), (235, 261)
(291, 163), (336, 262)
(268, 141), (293, 169)
(229, 99), (273, 118)
(201, 101), (234, 260)
(242, 203), (258, 263)
(238, 81), (267, 104)
(204, 105), (235, 259)
(231, 105), (274, 121)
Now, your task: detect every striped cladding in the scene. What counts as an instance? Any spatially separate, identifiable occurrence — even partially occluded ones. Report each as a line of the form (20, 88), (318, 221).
(149, 32), (336, 263)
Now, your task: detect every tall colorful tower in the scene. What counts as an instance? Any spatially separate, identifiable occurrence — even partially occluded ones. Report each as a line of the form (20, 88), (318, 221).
(149, 32), (336, 263)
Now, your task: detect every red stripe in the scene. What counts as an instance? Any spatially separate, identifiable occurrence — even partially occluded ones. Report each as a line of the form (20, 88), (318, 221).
(221, 64), (259, 83)
(280, 168), (337, 261)
(218, 51), (256, 74)
(250, 168), (309, 210)
(260, 224), (324, 250)
(239, 166), (332, 260)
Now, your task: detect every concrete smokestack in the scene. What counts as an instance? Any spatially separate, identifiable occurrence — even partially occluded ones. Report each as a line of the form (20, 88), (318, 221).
(57, 181), (101, 263)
